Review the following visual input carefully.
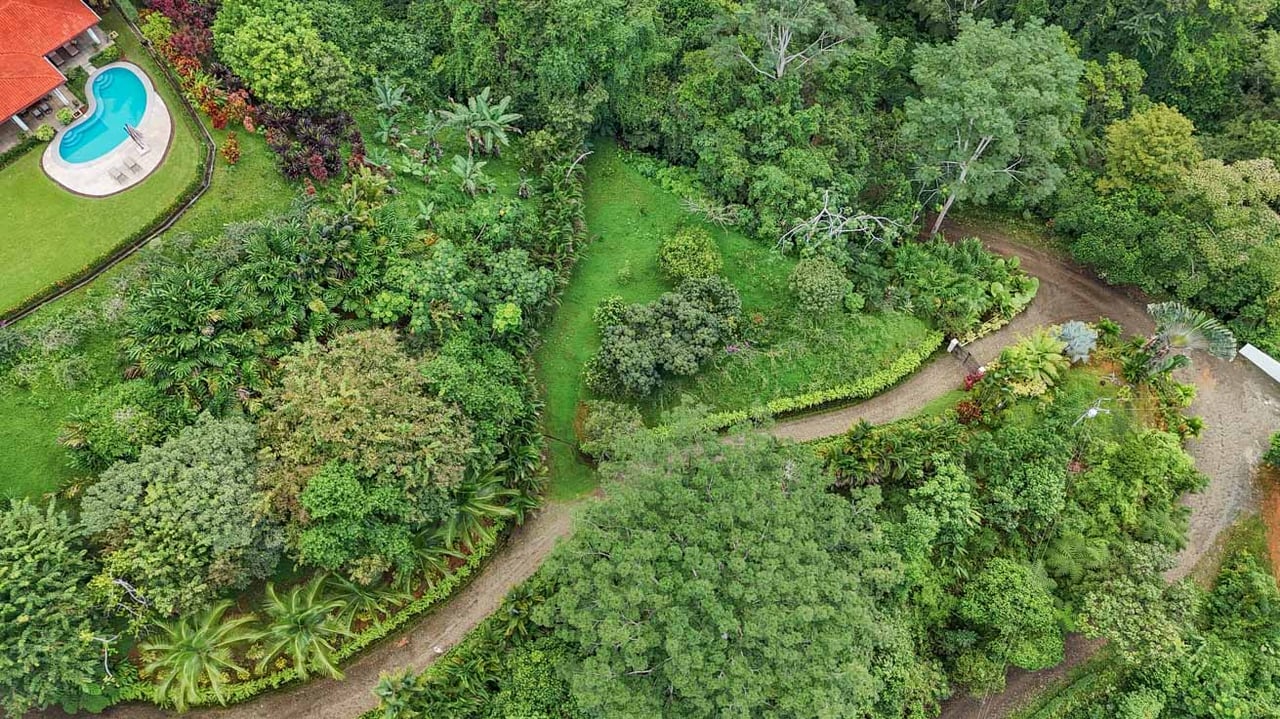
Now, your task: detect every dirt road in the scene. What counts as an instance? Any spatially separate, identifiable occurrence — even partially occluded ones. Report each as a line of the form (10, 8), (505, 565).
(60, 219), (1279, 719)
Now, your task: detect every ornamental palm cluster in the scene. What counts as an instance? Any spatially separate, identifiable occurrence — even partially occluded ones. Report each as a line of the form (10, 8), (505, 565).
(140, 579), (350, 711)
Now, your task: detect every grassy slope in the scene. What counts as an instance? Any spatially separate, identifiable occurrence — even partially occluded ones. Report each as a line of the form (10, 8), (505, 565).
(536, 140), (931, 497)
(0, 10), (201, 312)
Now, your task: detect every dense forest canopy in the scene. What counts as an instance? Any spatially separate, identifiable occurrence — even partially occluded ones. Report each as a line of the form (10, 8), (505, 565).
(2, 0), (1280, 716)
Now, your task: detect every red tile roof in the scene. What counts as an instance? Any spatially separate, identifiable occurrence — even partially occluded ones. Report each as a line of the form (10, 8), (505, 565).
(0, 53), (62, 122)
(0, 0), (99, 122)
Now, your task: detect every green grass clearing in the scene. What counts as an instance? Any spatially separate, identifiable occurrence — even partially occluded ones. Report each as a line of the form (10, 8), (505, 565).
(536, 139), (934, 497)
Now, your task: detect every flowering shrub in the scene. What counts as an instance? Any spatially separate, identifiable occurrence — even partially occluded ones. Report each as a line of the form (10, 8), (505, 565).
(963, 369), (986, 391)
(221, 132), (240, 165)
(258, 105), (356, 181)
(956, 399), (983, 424)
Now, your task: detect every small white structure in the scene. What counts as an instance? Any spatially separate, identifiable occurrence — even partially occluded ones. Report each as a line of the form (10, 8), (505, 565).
(1241, 343), (1280, 385)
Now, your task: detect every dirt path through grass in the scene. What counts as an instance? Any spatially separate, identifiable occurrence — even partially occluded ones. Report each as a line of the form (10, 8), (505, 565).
(53, 218), (1279, 719)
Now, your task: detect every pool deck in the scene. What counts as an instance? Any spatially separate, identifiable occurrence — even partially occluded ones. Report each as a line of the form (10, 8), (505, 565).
(41, 61), (172, 197)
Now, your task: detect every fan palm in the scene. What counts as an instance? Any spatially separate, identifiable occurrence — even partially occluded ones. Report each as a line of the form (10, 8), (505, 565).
(1143, 302), (1237, 377)
(253, 579), (349, 680)
(141, 601), (255, 711)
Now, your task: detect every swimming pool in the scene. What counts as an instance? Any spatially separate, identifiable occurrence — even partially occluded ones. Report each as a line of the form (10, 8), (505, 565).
(57, 66), (148, 164)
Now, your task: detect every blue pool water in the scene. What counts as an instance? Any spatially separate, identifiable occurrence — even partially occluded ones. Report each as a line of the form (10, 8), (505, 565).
(57, 67), (148, 164)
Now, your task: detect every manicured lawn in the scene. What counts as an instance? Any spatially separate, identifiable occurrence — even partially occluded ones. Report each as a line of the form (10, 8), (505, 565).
(536, 140), (933, 497)
(0, 10), (202, 314)
(0, 11), (295, 500)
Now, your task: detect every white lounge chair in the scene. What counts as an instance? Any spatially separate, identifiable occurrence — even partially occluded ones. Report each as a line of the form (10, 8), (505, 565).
(110, 166), (128, 184)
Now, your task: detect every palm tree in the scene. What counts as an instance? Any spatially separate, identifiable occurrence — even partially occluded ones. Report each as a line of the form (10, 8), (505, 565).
(372, 76), (406, 116)
(1143, 302), (1238, 377)
(323, 573), (412, 628)
(437, 468), (518, 551)
(141, 601), (255, 711)
(253, 579), (349, 680)
(395, 534), (464, 592)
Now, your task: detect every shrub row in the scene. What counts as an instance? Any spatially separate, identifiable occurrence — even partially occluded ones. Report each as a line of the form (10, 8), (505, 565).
(0, 136), (39, 172)
(90, 44), (122, 67)
(115, 0), (140, 23)
(123, 520), (509, 708)
(698, 331), (945, 431)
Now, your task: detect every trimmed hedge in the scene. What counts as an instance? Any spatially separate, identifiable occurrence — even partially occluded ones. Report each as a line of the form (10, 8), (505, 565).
(698, 331), (945, 431)
(123, 519), (510, 708)
(116, 0), (139, 22)
(0, 135), (39, 172)
(91, 44), (122, 66)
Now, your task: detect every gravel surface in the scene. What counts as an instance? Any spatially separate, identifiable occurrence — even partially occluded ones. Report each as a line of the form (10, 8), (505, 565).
(42, 218), (1279, 719)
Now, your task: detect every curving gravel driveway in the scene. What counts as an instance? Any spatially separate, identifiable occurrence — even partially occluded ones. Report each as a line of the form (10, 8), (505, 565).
(42, 219), (1280, 719)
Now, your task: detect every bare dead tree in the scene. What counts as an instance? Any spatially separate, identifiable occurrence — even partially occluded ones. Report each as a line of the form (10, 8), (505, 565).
(777, 190), (902, 251)
(681, 196), (744, 227)
(930, 0), (990, 25)
(91, 635), (120, 679)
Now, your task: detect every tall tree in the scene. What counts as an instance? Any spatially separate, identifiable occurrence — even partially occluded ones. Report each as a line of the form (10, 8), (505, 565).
(0, 500), (109, 717)
(81, 414), (279, 618)
(1101, 104), (1201, 191)
(903, 17), (1084, 235)
(714, 0), (872, 80)
(536, 427), (945, 717)
(213, 0), (354, 110)
(257, 330), (476, 583)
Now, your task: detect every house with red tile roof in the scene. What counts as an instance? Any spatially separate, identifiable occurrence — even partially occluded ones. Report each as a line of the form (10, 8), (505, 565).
(0, 0), (104, 136)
